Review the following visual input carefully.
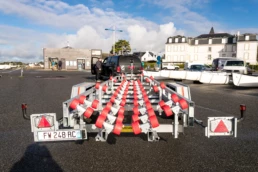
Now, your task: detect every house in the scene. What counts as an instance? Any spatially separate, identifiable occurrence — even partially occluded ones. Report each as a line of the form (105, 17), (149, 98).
(165, 27), (258, 64)
(133, 51), (157, 62)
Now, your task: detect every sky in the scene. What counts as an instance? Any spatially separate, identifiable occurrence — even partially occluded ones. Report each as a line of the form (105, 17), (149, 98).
(0, 0), (258, 62)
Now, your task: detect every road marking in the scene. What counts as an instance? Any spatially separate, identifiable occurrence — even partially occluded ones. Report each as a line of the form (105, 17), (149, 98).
(195, 105), (235, 116)
(0, 68), (21, 73)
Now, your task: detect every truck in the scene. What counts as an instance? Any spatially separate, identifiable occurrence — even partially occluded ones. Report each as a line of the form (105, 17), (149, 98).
(26, 73), (244, 142)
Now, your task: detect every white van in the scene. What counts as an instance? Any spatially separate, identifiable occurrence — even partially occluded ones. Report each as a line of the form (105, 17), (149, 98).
(222, 59), (252, 74)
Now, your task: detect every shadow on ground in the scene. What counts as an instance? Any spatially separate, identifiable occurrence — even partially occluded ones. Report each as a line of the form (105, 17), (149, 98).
(10, 144), (63, 172)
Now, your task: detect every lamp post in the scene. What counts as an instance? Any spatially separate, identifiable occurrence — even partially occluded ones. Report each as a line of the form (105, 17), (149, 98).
(105, 26), (123, 55)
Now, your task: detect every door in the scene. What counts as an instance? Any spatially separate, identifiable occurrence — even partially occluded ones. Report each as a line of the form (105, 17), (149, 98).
(91, 57), (99, 74)
(77, 59), (85, 70)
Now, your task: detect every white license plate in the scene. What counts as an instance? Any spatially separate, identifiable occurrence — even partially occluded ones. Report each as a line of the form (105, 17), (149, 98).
(37, 130), (82, 141)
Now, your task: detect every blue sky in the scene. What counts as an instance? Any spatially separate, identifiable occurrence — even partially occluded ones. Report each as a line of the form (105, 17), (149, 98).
(0, 0), (257, 62)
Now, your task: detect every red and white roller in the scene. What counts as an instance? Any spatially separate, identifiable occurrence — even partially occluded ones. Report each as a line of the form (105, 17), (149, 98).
(132, 115), (159, 135)
(69, 98), (99, 118)
(78, 96), (99, 109)
(158, 93), (189, 116)
(95, 115), (123, 135)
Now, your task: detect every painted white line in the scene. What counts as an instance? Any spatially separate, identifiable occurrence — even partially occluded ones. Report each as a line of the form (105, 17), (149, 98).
(0, 68), (21, 73)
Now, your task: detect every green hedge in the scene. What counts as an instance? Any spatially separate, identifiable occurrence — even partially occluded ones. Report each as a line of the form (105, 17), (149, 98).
(248, 65), (258, 71)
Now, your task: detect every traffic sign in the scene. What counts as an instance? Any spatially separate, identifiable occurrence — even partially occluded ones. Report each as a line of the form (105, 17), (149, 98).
(205, 117), (237, 138)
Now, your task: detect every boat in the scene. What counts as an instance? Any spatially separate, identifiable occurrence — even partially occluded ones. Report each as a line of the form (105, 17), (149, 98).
(199, 71), (230, 84)
(233, 73), (258, 87)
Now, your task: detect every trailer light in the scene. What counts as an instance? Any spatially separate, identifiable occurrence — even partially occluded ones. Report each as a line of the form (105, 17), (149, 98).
(116, 66), (121, 73)
(240, 104), (246, 111)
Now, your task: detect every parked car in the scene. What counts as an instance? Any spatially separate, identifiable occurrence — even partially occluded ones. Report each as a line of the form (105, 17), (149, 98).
(162, 63), (179, 70)
(211, 57), (239, 71)
(100, 55), (143, 77)
(187, 64), (212, 71)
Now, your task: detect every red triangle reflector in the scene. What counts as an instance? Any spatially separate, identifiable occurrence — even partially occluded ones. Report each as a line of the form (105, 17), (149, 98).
(38, 116), (51, 128)
(214, 120), (228, 132)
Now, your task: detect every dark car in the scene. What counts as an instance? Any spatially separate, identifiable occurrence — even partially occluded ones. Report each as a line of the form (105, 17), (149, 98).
(100, 55), (143, 77)
(188, 64), (211, 71)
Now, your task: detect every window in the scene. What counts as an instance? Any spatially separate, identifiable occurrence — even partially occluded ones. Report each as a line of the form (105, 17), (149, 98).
(209, 39), (212, 44)
(208, 47), (212, 52)
(182, 38), (185, 42)
(174, 56), (178, 61)
(175, 38), (178, 43)
(222, 38), (228, 44)
(225, 61), (244, 66)
(195, 40), (198, 45)
(244, 53), (249, 60)
(167, 46), (171, 52)
(167, 55), (171, 61)
(233, 37), (236, 43)
(169, 38), (172, 43)
(232, 53), (236, 57)
(181, 46), (185, 51)
(245, 35), (250, 41)
(222, 54), (226, 57)
(244, 44), (249, 50)
(194, 47), (198, 53)
(174, 46), (178, 51)
(208, 55), (212, 60)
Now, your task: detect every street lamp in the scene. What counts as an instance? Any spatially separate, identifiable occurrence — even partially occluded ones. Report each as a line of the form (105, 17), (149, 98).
(105, 26), (123, 55)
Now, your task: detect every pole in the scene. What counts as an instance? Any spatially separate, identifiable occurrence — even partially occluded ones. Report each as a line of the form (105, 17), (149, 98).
(113, 26), (115, 55)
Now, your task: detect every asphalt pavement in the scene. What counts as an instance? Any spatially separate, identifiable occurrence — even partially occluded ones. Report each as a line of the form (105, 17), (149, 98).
(0, 68), (258, 172)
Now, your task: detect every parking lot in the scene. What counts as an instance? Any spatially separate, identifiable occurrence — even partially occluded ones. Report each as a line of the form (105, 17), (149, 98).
(0, 69), (258, 172)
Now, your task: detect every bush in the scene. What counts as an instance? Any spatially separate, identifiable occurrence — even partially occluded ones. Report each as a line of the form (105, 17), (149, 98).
(249, 65), (258, 71)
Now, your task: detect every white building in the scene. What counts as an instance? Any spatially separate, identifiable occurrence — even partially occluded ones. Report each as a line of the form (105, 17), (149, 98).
(165, 28), (258, 64)
(133, 51), (157, 62)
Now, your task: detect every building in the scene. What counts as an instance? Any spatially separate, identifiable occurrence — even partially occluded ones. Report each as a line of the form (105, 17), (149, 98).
(43, 46), (102, 70)
(133, 51), (157, 62)
(165, 27), (258, 64)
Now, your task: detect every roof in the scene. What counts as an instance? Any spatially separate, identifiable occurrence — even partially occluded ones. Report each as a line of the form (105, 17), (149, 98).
(196, 33), (233, 39)
(62, 46), (73, 49)
(196, 27), (233, 38)
(133, 52), (146, 58)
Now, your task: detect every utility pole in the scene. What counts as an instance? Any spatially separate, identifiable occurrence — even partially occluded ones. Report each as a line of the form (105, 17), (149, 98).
(105, 26), (123, 55)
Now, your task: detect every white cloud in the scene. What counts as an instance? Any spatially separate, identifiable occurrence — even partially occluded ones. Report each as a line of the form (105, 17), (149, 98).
(0, 1), (183, 62)
(128, 22), (181, 52)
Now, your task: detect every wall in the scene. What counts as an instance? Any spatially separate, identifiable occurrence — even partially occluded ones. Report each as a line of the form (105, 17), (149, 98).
(43, 48), (92, 70)
(237, 42), (258, 64)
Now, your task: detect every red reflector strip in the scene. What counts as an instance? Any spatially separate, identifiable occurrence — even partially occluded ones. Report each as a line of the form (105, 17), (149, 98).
(38, 116), (51, 128)
(214, 120), (229, 133)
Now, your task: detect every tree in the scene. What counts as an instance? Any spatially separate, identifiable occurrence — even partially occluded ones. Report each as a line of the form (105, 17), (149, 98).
(110, 40), (131, 55)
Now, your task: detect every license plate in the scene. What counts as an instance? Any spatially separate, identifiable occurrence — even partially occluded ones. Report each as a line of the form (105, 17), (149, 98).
(37, 130), (82, 141)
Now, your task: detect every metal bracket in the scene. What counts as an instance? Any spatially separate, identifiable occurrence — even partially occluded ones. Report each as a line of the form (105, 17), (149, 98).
(148, 130), (160, 142)
(95, 129), (108, 142)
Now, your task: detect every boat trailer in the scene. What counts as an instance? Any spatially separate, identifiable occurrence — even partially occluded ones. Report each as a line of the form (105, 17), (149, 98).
(28, 74), (245, 142)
